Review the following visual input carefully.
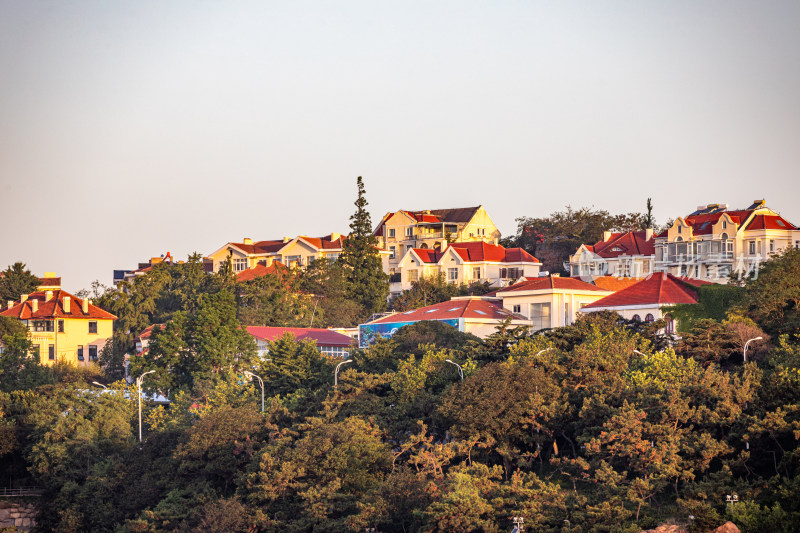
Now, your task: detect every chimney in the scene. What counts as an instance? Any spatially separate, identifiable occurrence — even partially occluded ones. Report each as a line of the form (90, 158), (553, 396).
(330, 232), (341, 241)
(283, 236), (291, 243)
(44, 271), (56, 278)
(31, 299), (38, 313)
(603, 231), (612, 241)
(243, 238), (253, 245)
(82, 298), (89, 314)
(45, 291), (53, 302)
(63, 296), (71, 313)
(21, 294), (29, 302)
(7, 300), (13, 309)
(645, 228), (654, 240)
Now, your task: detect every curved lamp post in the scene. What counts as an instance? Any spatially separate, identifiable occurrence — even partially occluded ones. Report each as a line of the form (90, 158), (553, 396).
(535, 347), (553, 358)
(136, 370), (155, 442)
(633, 349), (648, 357)
(244, 371), (265, 413)
(743, 336), (763, 363)
(445, 359), (464, 381)
(334, 359), (353, 388)
(91, 381), (108, 390)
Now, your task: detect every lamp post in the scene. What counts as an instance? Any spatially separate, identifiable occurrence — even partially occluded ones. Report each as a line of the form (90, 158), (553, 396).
(535, 347), (553, 358)
(633, 349), (648, 357)
(136, 370), (155, 443)
(445, 359), (464, 381)
(244, 371), (265, 413)
(334, 359), (353, 388)
(743, 336), (763, 363)
(91, 381), (107, 390)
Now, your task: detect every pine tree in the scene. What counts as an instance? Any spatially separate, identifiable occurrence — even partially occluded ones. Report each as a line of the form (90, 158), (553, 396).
(642, 197), (655, 229)
(339, 176), (388, 319)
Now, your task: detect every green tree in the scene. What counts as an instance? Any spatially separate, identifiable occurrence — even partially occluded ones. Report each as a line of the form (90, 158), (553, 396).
(298, 258), (364, 327)
(0, 332), (54, 392)
(339, 176), (389, 320)
(390, 273), (493, 312)
(642, 197), (655, 229)
(742, 247), (800, 335)
(0, 262), (40, 303)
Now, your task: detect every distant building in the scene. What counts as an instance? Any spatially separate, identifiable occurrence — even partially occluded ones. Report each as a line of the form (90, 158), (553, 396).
(393, 241), (541, 295)
(568, 229), (656, 279)
(374, 206), (501, 276)
(206, 234), (347, 273)
(113, 252), (185, 285)
(245, 326), (354, 358)
(1, 273), (116, 365)
(654, 200), (800, 282)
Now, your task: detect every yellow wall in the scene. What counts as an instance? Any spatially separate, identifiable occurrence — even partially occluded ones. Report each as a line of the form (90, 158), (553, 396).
(28, 317), (114, 366)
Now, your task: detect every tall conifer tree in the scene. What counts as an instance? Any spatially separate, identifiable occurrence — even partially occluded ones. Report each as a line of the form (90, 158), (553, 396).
(339, 176), (388, 319)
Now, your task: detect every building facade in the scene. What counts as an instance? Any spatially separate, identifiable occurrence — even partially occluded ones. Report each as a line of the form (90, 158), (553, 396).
(1, 275), (116, 366)
(206, 234), (346, 273)
(568, 229), (656, 280)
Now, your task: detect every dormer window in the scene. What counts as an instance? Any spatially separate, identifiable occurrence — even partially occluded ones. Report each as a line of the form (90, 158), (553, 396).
(678, 225), (682, 234)
(722, 220), (727, 229)
(611, 247), (623, 252)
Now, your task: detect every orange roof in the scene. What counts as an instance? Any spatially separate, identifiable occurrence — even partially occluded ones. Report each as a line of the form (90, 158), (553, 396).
(744, 214), (797, 231)
(497, 275), (606, 293)
(591, 276), (644, 292)
(1, 290), (117, 320)
(370, 298), (523, 323)
(411, 242), (538, 264)
(246, 326), (353, 347)
(582, 273), (700, 309)
(236, 262), (291, 282)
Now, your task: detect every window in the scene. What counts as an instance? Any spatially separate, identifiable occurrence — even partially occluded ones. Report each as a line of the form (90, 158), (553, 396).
(645, 313), (655, 323)
(58, 320), (64, 333)
(678, 225), (682, 234)
(770, 240), (775, 253)
(48, 344), (55, 360)
(388, 228), (396, 238)
(472, 267), (481, 279)
(405, 227), (414, 237)
(722, 220), (727, 229)
(32, 321), (54, 332)
(407, 269), (418, 282)
(631, 314), (641, 322)
(89, 321), (98, 334)
(500, 267), (522, 279)
(77, 346), (84, 361)
(89, 345), (98, 361)
(389, 246), (396, 259)
(447, 268), (458, 282)
(32, 344), (40, 358)
(319, 346), (349, 358)
(749, 241), (756, 255)
(665, 315), (675, 334)
(233, 258), (247, 272)
(513, 304), (521, 314)
(531, 303), (551, 330)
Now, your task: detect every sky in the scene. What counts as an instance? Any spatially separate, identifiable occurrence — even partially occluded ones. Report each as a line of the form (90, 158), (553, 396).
(1, 1), (798, 293)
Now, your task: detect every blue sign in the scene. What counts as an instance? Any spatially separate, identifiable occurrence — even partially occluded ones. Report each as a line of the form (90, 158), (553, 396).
(358, 318), (463, 348)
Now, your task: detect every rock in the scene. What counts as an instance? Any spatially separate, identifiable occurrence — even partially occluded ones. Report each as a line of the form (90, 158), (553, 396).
(713, 522), (741, 533)
(641, 524), (688, 533)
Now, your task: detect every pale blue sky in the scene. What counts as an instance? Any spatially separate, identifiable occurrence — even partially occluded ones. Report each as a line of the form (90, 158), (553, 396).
(1, 1), (798, 292)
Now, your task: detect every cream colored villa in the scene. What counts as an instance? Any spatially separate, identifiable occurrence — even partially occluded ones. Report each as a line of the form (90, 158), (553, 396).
(568, 229), (656, 280)
(393, 241), (541, 295)
(206, 234), (347, 273)
(374, 206), (501, 274)
(654, 200), (800, 282)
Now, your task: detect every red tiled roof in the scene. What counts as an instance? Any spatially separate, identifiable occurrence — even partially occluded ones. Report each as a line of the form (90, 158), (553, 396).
(582, 273), (700, 309)
(744, 214), (798, 231)
(370, 298), (523, 323)
(37, 277), (62, 288)
(245, 326), (353, 347)
(497, 275), (607, 293)
(591, 231), (655, 258)
(136, 324), (165, 341)
(411, 242), (539, 264)
(236, 262), (291, 282)
(1, 290), (117, 320)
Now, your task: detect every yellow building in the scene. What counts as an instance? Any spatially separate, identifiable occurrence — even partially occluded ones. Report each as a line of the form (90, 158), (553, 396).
(1, 274), (116, 366)
(206, 234), (346, 273)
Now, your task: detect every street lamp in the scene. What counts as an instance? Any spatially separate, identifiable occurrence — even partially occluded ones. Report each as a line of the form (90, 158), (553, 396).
(91, 381), (107, 390)
(244, 371), (265, 413)
(334, 359), (353, 388)
(136, 370), (155, 442)
(743, 336), (763, 363)
(445, 359), (464, 381)
(535, 347), (553, 358)
(633, 349), (648, 357)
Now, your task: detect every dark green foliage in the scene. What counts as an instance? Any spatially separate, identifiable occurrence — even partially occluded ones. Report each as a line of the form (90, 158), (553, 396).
(390, 273), (493, 312)
(0, 262), (40, 303)
(742, 247), (800, 336)
(339, 176), (389, 319)
(236, 269), (314, 327)
(390, 320), (481, 357)
(0, 332), (54, 392)
(298, 258), (364, 327)
(667, 283), (746, 332)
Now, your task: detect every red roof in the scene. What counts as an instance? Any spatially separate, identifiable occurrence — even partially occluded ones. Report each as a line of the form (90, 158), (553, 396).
(245, 326), (353, 347)
(1, 290), (117, 320)
(590, 231), (655, 258)
(136, 324), (165, 341)
(38, 277), (62, 288)
(498, 275), (606, 293)
(411, 242), (538, 264)
(744, 214), (797, 231)
(236, 262), (291, 282)
(298, 234), (345, 250)
(582, 273), (700, 309)
(370, 298), (523, 323)
(589, 276), (644, 292)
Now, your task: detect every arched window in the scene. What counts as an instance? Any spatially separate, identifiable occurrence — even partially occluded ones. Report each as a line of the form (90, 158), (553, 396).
(420, 243), (428, 249)
(631, 314), (641, 322)
(676, 236), (683, 242)
(645, 313), (655, 323)
(664, 314), (675, 334)
(720, 232), (729, 240)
